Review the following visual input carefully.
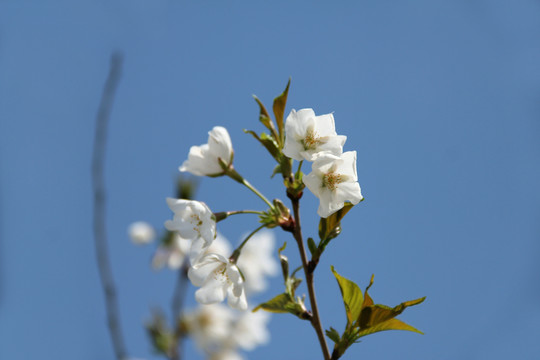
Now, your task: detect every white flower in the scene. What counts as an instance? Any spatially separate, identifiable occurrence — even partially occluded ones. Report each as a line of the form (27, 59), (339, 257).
(179, 126), (234, 176)
(190, 232), (232, 267)
(282, 108), (346, 161)
(164, 198), (216, 246)
(183, 304), (234, 353)
(303, 151), (363, 218)
(188, 253), (248, 310)
(236, 230), (279, 294)
(229, 311), (271, 351)
(152, 233), (191, 270)
(128, 221), (156, 245)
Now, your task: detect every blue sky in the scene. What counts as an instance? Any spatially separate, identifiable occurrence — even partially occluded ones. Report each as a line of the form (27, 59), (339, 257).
(1, 1), (540, 359)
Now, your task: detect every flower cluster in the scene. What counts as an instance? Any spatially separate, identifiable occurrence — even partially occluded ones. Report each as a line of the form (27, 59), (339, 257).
(127, 82), (424, 360)
(283, 108), (363, 217)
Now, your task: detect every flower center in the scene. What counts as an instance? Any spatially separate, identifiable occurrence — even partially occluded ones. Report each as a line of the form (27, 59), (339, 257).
(302, 128), (324, 150)
(190, 213), (203, 236)
(214, 265), (233, 285)
(323, 171), (344, 191)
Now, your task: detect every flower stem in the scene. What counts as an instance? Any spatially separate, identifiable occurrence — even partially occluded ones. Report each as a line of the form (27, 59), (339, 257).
(290, 198), (331, 360)
(226, 167), (274, 209)
(214, 210), (265, 222)
(296, 160), (303, 176)
(229, 224), (266, 263)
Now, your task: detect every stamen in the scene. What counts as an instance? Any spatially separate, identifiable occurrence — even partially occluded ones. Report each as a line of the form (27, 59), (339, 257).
(323, 172), (344, 191)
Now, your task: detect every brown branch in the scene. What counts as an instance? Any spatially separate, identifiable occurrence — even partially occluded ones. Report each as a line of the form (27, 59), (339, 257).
(91, 52), (126, 360)
(290, 197), (331, 360)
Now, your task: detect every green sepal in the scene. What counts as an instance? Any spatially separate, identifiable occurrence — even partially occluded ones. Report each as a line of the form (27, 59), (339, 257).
(272, 78), (291, 146)
(331, 266), (364, 328)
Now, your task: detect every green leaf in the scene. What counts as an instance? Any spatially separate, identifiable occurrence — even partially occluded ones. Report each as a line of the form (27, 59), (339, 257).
(356, 318), (423, 338)
(307, 237), (317, 256)
(253, 292), (309, 319)
(253, 95), (279, 141)
(358, 297), (425, 329)
(355, 275), (425, 338)
(278, 242), (289, 283)
(325, 327), (341, 344)
(272, 78), (291, 146)
(244, 129), (280, 160)
(331, 266), (364, 327)
(253, 293), (292, 314)
(271, 164), (281, 178)
(319, 202), (355, 242)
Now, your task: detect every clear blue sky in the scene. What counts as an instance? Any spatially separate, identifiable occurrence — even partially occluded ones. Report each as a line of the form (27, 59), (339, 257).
(1, 1), (540, 359)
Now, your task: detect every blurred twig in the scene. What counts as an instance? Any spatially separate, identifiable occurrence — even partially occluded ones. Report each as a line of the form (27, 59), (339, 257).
(91, 52), (127, 360)
(170, 264), (190, 360)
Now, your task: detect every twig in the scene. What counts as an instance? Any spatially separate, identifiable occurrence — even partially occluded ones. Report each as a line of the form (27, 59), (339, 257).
(91, 52), (126, 360)
(170, 264), (190, 360)
(291, 198), (331, 360)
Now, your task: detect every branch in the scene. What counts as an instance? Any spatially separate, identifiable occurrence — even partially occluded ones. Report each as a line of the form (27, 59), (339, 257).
(290, 198), (331, 360)
(91, 52), (126, 360)
(170, 264), (189, 360)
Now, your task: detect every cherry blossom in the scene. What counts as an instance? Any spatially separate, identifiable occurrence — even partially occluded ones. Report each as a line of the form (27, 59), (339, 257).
(282, 108), (346, 161)
(303, 151), (363, 217)
(179, 126), (234, 176)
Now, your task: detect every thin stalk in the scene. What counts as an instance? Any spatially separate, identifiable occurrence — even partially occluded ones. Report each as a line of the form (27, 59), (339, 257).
(229, 224), (266, 263)
(226, 210), (264, 216)
(291, 198), (331, 360)
(296, 160), (303, 176)
(241, 178), (274, 209)
(225, 167), (274, 209)
(170, 264), (189, 360)
(91, 52), (127, 360)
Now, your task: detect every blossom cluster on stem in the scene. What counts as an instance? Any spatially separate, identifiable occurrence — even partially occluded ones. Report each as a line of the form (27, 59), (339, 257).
(283, 108), (363, 217)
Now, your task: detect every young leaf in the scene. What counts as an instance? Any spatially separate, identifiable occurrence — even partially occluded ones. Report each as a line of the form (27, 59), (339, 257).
(244, 129), (280, 160)
(278, 242), (289, 283)
(325, 327), (341, 344)
(358, 298), (426, 329)
(331, 266), (364, 327)
(254, 291), (309, 320)
(319, 202), (355, 242)
(355, 318), (423, 338)
(253, 293), (292, 314)
(307, 237), (317, 256)
(272, 78), (291, 146)
(253, 95), (279, 141)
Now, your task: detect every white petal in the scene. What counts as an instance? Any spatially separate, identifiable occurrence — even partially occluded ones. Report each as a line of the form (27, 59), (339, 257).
(195, 276), (227, 304)
(189, 236), (209, 265)
(317, 188), (343, 218)
(208, 126), (233, 164)
(313, 113), (336, 136)
(303, 172), (323, 198)
(227, 287), (248, 310)
(336, 182), (363, 205)
(337, 151), (358, 181)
